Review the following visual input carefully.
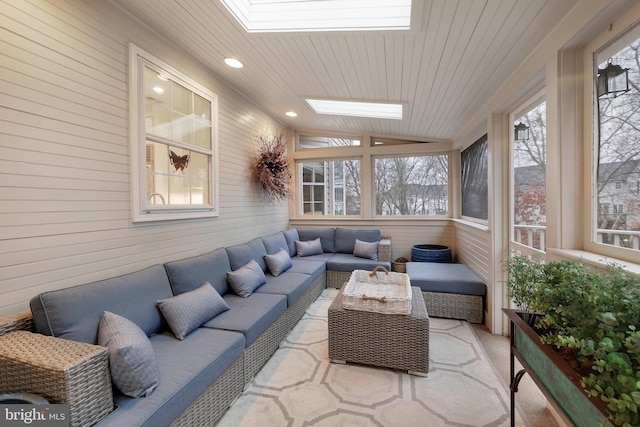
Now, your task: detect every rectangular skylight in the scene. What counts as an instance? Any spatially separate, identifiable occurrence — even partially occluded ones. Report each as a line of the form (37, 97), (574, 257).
(220, 0), (412, 33)
(306, 99), (404, 120)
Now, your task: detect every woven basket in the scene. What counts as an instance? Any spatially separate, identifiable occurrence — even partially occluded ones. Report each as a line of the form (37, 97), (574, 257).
(342, 267), (412, 314)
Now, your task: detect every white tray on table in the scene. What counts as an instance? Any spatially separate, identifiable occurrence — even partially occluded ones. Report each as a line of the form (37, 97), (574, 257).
(342, 267), (412, 315)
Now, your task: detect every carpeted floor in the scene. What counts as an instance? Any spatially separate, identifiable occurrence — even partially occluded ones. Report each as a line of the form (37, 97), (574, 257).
(218, 289), (530, 426)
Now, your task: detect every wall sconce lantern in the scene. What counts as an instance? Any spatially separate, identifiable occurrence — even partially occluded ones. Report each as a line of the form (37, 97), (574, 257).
(597, 58), (629, 98)
(514, 122), (529, 141)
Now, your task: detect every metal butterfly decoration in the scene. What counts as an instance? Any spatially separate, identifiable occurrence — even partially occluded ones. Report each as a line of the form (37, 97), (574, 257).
(169, 150), (189, 172)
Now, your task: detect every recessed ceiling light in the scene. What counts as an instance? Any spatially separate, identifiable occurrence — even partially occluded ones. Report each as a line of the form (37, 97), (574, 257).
(285, 111), (298, 117)
(220, 0), (411, 33)
(224, 58), (244, 68)
(306, 99), (404, 120)
(152, 86), (165, 94)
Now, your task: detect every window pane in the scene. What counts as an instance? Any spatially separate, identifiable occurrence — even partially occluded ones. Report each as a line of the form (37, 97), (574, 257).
(375, 155), (448, 216)
(299, 160), (360, 215)
(595, 34), (640, 252)
(512, 101), (546, 251)
(299, 134), (360, 149)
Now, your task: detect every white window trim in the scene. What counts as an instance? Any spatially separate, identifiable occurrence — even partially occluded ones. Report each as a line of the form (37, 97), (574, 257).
(129, 44), (219, 222)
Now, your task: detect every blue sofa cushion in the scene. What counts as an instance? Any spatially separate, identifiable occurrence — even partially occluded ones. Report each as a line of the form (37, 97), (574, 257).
(326, 254), (391, 272)
(97, 328), (244, 427)
(98, 311), (160, 398)
(203, 293), (287, 346)
(164, 248), (232, 297)
(297, 228), (335, 253)
(282, 228), (300, 257)
(157, 284), (230, 340)
(226, 260), (266, 298)
(406, 262), (487, 296)
(264, 249), (292, 276)
(226, 238), (268, 272)
(255, 272), (313, 306)
(334, 228), (382, 254)
(353, 239), (379, 260)
(295, 238), (323, 257)
(288, 259), (326, 282)
(261, 232), (289, 255)
(30, 265), (173, 344)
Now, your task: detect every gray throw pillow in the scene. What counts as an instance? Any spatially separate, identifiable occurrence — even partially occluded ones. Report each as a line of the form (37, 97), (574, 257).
(98, 311), (160, 398)
(264, 248), (292, 277)
(353, 239), (379, 260)
(226, 259), (267, 297)
(157, 283), (230, 340)
(295, 237), (323, 257)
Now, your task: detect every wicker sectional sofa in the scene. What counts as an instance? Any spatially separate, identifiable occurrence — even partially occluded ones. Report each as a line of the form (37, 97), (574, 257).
(0, 227), (390, 427)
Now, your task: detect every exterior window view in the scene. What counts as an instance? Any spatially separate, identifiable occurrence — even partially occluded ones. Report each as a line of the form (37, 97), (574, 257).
(596, 33), (640, 251)
(4, 2), (640, 427)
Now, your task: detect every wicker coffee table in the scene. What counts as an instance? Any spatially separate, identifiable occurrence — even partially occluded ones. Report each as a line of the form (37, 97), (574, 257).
(328, 285), (429, 376)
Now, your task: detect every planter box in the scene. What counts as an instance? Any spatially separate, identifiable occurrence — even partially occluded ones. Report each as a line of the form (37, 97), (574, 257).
(503, 309), (613, 427)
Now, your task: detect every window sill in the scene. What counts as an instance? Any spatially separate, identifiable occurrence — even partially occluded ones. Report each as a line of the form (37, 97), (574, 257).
(546, 248), (640, 276)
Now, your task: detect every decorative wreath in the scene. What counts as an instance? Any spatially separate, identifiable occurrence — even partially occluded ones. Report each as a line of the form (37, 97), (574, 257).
(250, 130), (291, 204)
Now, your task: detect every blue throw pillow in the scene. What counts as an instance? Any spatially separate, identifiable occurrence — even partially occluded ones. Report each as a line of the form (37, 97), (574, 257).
(226, 259), (267, 297)
(295, 237), (323, 257)
(353, 239), (379, 260)
(264, 248), (292, 276)
(157, 283), (230, 340)
(98, 311), (160, 398)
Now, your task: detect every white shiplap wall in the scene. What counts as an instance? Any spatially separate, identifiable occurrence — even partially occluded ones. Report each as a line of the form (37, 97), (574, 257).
(0, 0), (289, 316)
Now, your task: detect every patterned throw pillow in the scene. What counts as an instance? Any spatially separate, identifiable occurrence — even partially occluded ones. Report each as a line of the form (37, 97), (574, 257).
(226, 259), (267, 297)
(295, 237), (323, 257)
(264, 248), (292, 276)
(98, 311), (160, 398)
(353, 239), (379, 260)
(157, 283), (230, 340)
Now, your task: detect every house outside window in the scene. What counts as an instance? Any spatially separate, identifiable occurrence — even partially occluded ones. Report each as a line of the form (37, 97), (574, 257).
(592, 25), (640, 253)
(130, 44), (219, 222)
(299, 159), (360, 215)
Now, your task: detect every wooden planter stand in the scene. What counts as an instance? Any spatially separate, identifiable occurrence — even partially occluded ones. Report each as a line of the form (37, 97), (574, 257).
(503, 309), (613, 427)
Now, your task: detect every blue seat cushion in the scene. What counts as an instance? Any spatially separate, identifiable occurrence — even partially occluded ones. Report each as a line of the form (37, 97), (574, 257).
(406, 262), (486, 296)
(255, 272), (313, 306)
(288, 259), (326, 282)
(164, 248), (232, 296)
(30, 265), (173, 344)
(293, 253), (334, 263)
(326, 254), (391, 272)
(297, 228), (335, 253)
(97, 328), (244, 427)
(334, 228), (381, 254)
(202, 293), (287, 346)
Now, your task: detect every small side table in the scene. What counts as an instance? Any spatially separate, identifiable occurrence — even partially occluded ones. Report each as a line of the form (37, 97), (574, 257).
(328, 286), (430, 376)
(0, 331), (114, 427)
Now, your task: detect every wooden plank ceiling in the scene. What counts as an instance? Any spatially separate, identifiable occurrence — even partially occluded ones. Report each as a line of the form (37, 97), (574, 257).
(113, 0), (578, 141)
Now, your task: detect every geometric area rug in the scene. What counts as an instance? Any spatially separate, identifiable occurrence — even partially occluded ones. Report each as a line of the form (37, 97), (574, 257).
(218, 289), (530, 427)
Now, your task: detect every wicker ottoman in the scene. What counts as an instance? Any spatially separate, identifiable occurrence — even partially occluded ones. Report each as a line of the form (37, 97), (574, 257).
(328, 286), (429, 376)
(0, 331), (113, 427)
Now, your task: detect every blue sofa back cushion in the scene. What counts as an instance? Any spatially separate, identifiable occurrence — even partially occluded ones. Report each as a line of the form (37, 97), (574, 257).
(261, 232), (289, 255)
(297, 228), (335, 253)
(334, 228), (381, 254)
(226, 238), (268, 272)
(30, 265), (173, 344)
(164, 248), (231, 296)
(282, 229), (299, 257)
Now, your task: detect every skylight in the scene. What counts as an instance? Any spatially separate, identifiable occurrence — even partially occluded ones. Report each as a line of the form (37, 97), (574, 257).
(306, 99), (404, 120)
(220, 0), (412, 33)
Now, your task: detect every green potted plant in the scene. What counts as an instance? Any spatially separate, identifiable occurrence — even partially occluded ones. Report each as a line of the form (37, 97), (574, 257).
(503, 254), (640, 427)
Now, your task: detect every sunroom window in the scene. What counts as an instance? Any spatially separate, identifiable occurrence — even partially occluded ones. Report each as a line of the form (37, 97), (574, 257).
(374, 155), (448, 216)
(594, 27), (640, 253)
(299, 159), (361, 215)
(130, 44), (219, 222)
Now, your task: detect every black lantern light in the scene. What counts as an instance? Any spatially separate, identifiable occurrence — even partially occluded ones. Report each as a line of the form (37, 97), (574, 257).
(597, 58), (630, 98)
(514, 122), (529, 141)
